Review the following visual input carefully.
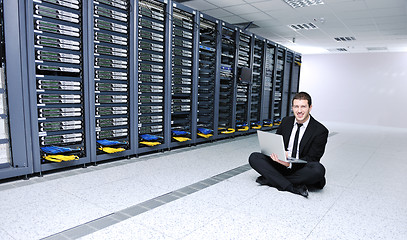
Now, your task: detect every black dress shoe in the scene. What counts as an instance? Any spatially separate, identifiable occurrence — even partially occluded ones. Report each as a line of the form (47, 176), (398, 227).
(293, 185), (309, 198)
(256, 176), (268, 185)
(316, 177), (326, 189)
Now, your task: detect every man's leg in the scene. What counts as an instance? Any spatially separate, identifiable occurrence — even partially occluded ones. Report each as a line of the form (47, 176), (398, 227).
(248, 152), (292, 191)
(286, 162), (326, 187)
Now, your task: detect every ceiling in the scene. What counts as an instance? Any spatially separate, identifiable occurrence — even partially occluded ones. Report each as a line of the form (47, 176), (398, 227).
(177, 0), (407, 54)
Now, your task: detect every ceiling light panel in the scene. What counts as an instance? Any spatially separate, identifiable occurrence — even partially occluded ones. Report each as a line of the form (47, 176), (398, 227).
(283, 0), (325, 9)
(334, 36), (356, 42)
(289, 23), (318, 31)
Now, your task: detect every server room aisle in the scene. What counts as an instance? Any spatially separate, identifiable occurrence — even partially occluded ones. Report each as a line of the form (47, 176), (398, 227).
(0, 122), (406, 240)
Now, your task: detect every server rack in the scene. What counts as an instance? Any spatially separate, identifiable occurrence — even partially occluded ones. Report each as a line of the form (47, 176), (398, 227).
(0, 0), (33, 179)
(27, 0), (92, 173)
(137, 0), (169, 153)
(249, 35), (266, 132)
(235, 30), (252, 135)
(91, 0), (135, 161)
(217, 22), (237, 138)
(287, 53), (301, 116)
(261, 40), (276, 130)
(0, 0), (301, 181)
(281, 48), (292, 118)
(169, 3), (197, 148)
(270, 46), (285, 127)
(195, 13), (220, 143)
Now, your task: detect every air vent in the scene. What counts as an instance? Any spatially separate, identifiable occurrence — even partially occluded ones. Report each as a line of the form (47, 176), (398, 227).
(234, 22), (260, 30)
(283, 0), (325, 9)
(328, 48), (348, 52)
(367, 47), (388, 51)
(334, 37), (356, 42)
(289, 23), (318, 31)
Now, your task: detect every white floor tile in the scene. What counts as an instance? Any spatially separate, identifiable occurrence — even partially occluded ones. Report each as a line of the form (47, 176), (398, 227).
(129, 196), (228, 239)
(79, 221), (174, 240)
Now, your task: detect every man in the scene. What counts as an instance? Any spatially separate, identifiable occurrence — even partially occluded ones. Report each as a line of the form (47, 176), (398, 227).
(249, 92), (328, 197)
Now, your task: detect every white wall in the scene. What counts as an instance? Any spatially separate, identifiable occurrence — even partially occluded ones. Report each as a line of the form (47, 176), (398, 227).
(299, 52), (407, 128)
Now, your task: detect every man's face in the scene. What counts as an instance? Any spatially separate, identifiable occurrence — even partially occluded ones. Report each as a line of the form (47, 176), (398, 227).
(292, 99), (312, 124)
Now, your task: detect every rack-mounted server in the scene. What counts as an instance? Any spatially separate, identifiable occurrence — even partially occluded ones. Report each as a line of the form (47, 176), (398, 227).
(170, 5), (195, 146)
(93, 0), (131, 155)
(32, 0), (87, 166)
(262, 41), (276, 128)
(250, 37), (265, 131)
(272, 47), (285, 126)
(218, 24), (237, 136)
(281, 50), (293, 118)
(235, 31), (252, 133)
(137, 0), (167, 149)
(196, 14), (218, 142)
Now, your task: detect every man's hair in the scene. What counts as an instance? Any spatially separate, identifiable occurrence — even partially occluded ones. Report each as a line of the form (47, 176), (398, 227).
(292, 92), (312, 107)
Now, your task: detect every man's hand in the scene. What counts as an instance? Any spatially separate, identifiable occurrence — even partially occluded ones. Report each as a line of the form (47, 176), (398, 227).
(270, 152), (290, 167)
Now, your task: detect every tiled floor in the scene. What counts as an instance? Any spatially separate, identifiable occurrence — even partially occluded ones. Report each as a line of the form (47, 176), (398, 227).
(0, 122), (406, 240)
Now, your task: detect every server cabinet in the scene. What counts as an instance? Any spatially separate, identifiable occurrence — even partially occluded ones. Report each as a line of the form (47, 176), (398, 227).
(137, 0), (169, 153)
(217, 22), (237, 138)
(261, 40), (276, 130)
(235, 30), (252, 135)
(271, 46), (285, 127)
(27, 0), (92, 173)
(195, 13), (220, 143)
(287, 53), (301, 116)
(249, 35), (266, 132)
(0, 0), (33, 179)
(281, 49), (292, 118)
(91, 0), (135, 161)
(168, 3), (197, 148)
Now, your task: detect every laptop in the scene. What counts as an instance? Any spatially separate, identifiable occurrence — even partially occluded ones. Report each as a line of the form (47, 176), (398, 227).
(257, 130), (307, 163)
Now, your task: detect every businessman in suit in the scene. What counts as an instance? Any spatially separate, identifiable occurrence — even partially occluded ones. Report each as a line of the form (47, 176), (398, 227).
(249, 92), (328, 197)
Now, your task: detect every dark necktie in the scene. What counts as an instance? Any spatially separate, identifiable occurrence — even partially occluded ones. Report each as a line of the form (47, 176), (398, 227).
(291, 123), (303, 158)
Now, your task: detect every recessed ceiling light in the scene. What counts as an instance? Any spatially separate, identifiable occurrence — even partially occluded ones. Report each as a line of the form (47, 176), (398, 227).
(283, 0), (325, 9)
(366, 47), (388, 51)
(289, 23), (318, 31)
(328, 48), (348, 52)
(334, 37), (356, 42)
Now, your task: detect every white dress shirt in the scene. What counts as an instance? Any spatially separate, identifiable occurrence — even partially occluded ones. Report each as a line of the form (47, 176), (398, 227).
(286, 117), (310, 168)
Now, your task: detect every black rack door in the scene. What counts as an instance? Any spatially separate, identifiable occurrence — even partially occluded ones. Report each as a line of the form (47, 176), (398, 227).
(272, 47), (285, 126)
(235, 31), (252, 134)
(93, 0), (132, 158)
(169, 5), (195, 147)
(250, 37), (265, 131)
(30, 0), (90, 171)
(137, 0), (168, 152)
(282, 50), (293, 118)
(196, 14), (218, 142)
(288, 53), (301, 116)
(262, 41), (275, 129)
(217, 24), (237, 137)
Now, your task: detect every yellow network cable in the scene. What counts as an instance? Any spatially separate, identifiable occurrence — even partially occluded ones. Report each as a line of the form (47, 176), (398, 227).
(251, 125), (262, 129)
(173, 137), (191, 142)
(219, 128), (235, 134)
(140, 141), (161, 146)
(44, 155), (79, 162)
(98, 147), (126, 154)
(197, 133), (213, 138)
(237, 126), (249, 131)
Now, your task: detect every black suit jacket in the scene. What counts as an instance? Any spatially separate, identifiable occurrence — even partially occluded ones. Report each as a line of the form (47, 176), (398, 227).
(276, 115), (329, 163)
